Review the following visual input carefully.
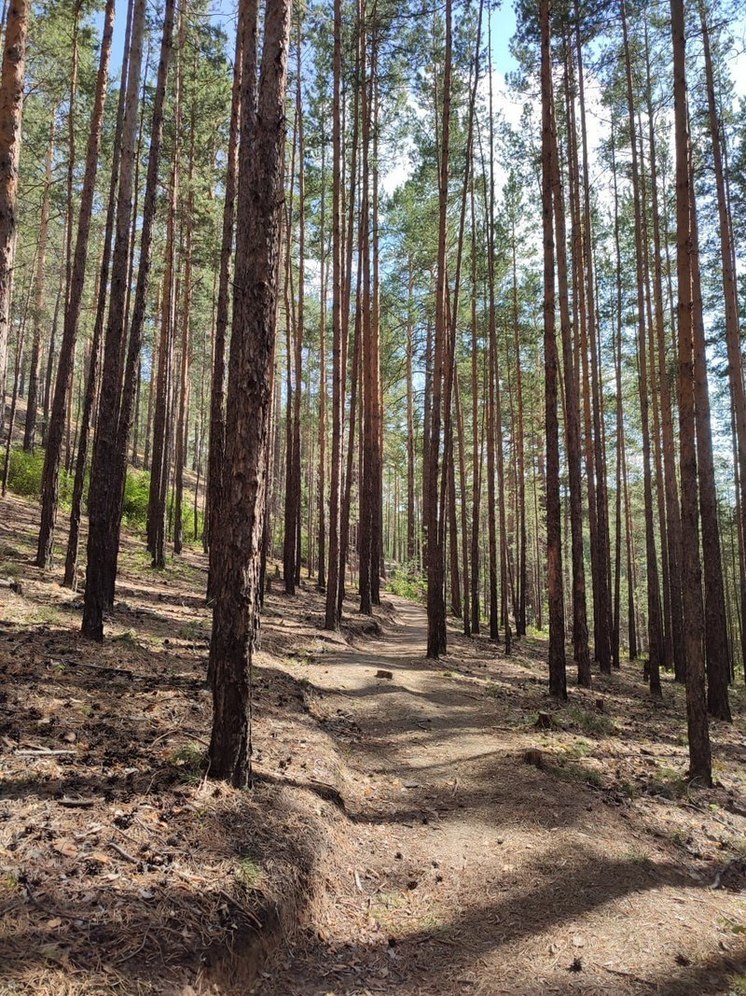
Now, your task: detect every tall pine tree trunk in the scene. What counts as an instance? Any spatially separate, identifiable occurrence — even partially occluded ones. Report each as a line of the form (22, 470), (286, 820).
(37, 0), (114, 568)
(622, 0), (663, 694)
(670, 0), (712, 784)
(206, 7), (243, 599)
(0, 0), (28, 416)
(208, 0), (291, 786)
(540, 0), (567, 699)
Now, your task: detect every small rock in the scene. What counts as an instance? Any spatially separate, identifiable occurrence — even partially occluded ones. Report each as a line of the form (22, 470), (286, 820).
(376, 669), (393, 680)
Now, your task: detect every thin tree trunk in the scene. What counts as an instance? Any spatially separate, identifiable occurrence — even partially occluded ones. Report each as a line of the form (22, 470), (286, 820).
(425, 0), (451, 658)
(621, 0), (662, 694)
(688, 134), (731, 722)
(700, 0), (746, 690)
(24, 115), (55, 453)
(37, 0), (114, 568)
(540, 0), (567, 699)
(324, 0), (344, 629)
(63, 0), (133, 590)
(206, 7), (243, 598)
(550, 41), (590, 687)
(0, 0), (29, 416)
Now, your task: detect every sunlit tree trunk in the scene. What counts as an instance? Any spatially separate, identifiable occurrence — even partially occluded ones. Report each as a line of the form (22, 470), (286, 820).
(37, 0), (114, 569)
(0, 0), (29, 416)
(540, 0), (567, 699)
(621, 0), (662, 694)
(670, 0), (712, 784)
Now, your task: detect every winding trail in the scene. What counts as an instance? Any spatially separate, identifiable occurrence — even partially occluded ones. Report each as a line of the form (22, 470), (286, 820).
(258, 595), (745, 996)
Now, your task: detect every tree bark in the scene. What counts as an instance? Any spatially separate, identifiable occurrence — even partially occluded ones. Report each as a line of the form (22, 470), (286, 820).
(208, 0), (291, 786)
(550, 39), (590, 687)
(621, 0), (663, 694)
(0, 0), (28, 417)
(540, 0), (567, 699)
(37, 0), (114, 568)
(670, 0), (712, 784)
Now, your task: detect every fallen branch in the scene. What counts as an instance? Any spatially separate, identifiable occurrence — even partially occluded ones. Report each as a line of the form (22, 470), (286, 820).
(58, 795), (97, 808)
(217, 889), (263, 929)
(148, 729), (209, 749)
(109, 841), (140, 864)
(52, 659), (135, 678)
(15, 748), (76, 757)
(601, 964), (652, 985)
(711, 857), (744, 890)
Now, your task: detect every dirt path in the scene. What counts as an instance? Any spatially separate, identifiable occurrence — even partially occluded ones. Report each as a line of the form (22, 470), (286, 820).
(1, 493), (744, 994)
(259, 596), (746, 996)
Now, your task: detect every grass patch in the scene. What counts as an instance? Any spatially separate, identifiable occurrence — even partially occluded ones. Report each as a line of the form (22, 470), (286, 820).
(669, 828), (690, 848)
(563, 739), (594, 759)
(555, 760), (604, 788)
(371, 890), (409, 930)
(645, 765), (688, 800)
(617, 779), (639, 799)
(178, 619), (207, 642)
(169, 742), (206, 784)
(561, 706), (616, 738)
(5, 448), (73, 506)
(485, 683), (506, 698)
(623, 846), (655, 870)
(236, 858), (264, 890)
(28, 605), (63, 626)
(728, 973), (746, 995)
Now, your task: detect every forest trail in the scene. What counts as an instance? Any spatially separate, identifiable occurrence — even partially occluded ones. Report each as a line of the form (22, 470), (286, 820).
(1, 495), (745, 995)
(259, 596), (746, 996)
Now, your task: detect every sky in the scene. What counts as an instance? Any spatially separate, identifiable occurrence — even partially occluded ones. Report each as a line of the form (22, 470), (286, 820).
(103, 0), (522, 106)
(98, 0), (746, 206)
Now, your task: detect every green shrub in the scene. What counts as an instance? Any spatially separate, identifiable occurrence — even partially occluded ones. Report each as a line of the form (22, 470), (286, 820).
(6, 447), (74, 506)
(387, 561), (426, 602)
(122, 469), (150, 527)
(6, 447), (45, 497)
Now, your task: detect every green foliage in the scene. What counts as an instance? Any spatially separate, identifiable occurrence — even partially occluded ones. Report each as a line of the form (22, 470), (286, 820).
(644, 766), (688, 800)
(235, 858), (264, 889)
(169, 742), (206, 784)
(386, 562), (426, 602)
(561, 706), (617, 738)
(6, 448), (45, 498)
(5, 448), (73, 506)
(122, 470), (150, 528)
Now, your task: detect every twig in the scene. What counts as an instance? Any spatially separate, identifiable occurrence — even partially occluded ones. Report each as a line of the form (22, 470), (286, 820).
(55, 660), (135, 678)
(114, 928), (150, 965)
(601, 965), (652, 985)
(58, 795), (97, 808)
(682, 800), (739, 832)
(109, 841), (140, 865)
(14, 749), (77, 757)
(217, 889), (263, 930)
(711, 857), (743, 889)
(148, 729), (209, 749)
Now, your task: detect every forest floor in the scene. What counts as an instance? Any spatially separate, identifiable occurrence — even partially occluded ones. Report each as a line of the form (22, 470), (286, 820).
(1, 493), (746, 995)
